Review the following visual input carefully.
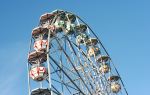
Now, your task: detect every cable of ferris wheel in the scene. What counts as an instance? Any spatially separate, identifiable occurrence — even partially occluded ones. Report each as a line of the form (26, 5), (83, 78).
(49, 55), (86, 95)
(56, 37), (93, 95)
(46, 78), (73, 95)
(59, 49), (64, 94)
(66, 36), (100, 94)
(51, 85), (62, 95)
(51, 78), (79, 91)
(74, 15), (128, 95)
(50, 42), (79, 77)
(49, 58), (73, 95)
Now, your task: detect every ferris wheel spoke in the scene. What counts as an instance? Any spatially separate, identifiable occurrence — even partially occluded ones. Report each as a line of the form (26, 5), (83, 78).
(66, 36), (99, 93)
(57, 38), (95, 94)
(49, 55), (86, 95)
(49, 55), (78, 94)
(51, 85), (62, 95)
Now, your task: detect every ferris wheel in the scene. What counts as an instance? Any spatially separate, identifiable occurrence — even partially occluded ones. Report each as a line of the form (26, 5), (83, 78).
(27, 10), (128, 95)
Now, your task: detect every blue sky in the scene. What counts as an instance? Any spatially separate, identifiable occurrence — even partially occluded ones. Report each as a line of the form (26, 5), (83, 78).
(0, 0), (150, 95)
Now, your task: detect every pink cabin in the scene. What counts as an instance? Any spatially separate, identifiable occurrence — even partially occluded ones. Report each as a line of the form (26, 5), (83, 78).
(34, 40), (48, 52)
(30, 66), (48, 81)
